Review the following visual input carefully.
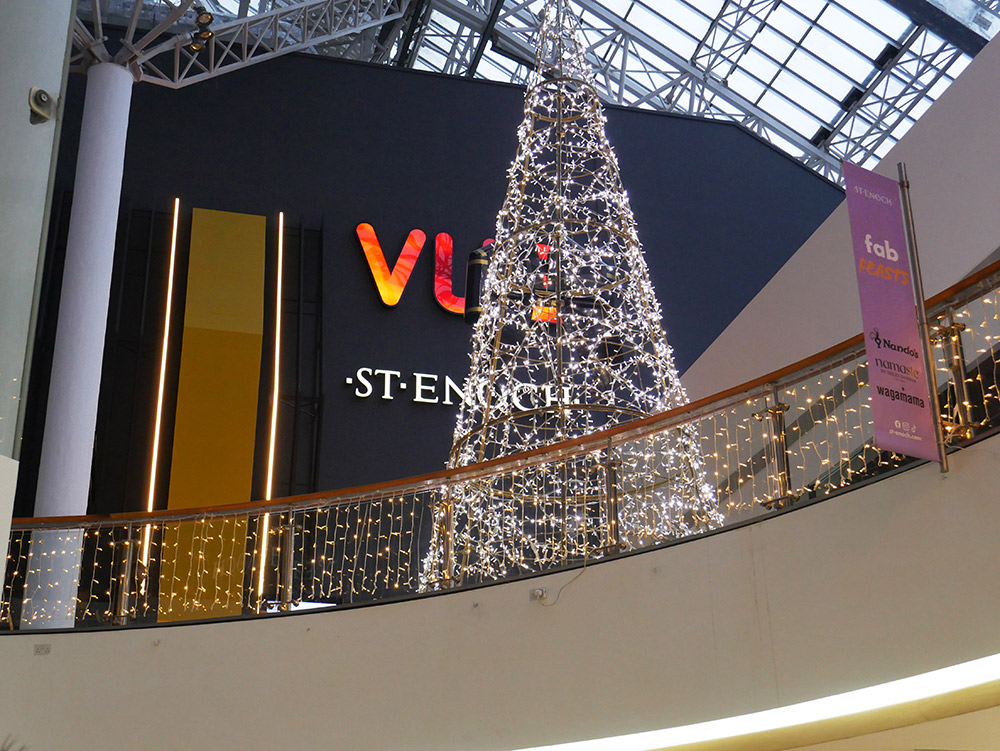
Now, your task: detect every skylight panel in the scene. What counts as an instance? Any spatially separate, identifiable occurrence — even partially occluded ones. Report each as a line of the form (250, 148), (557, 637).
(663, 0), (724, 22)
(624, 39), (675, 76)
(785, 0), (829, 19)
(626, 3), (700, 58)
(639, 0), (714, 40)
(906, 97), (932, 120)
(737, 47), (781, 85)
(769, 3), (812, 40)
(815, 6), (893, 59)
(797, 27), (873, 84)
(411, 58), (435, 74)
(211, 0), (240, 13)
(769, 69), (841, 124)
(757, 88), (821, 138)
(783, 47), (853, 102)
(752, 19), (869, 91)
(594, 0), (632, 15)
(415, 46), (448, 72)
(726, 68), (766, 102)
(926, 76), (953, 100)
(414, 36), (450, 65)
(624, 7), (676, 48)
(836, 0), (911, 39)
(805, 42), (875, 86)
(753, 24), (796, 62)
(826, 18), (898, 66)
(871, 134), (900, 161)
(476, 59), (509, 81)
(947, 54), (972, 77)
(432, 11), (461, 35)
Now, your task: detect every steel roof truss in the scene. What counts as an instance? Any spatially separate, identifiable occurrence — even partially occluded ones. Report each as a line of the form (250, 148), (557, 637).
(137, 0), (409, 87)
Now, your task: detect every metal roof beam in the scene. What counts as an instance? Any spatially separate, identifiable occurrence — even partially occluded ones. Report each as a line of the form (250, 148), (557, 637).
(883, 0), (996, 54)
(568, 0), (840, 171)
(465, 0), (508, 77)
(431, 0), (839, 173)
(394, 0), (430, 65)
(135, 0), (410, 87)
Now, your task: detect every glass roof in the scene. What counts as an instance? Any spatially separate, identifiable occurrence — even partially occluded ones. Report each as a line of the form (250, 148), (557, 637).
(80, 0), (999, 182)
(405, 0), (991, 181)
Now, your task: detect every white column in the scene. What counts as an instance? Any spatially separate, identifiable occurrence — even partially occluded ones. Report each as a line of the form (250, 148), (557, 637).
(34, 63), (134, 518)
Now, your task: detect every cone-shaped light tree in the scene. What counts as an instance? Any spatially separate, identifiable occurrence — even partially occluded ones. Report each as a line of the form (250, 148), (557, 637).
(423, 0), (720, 588)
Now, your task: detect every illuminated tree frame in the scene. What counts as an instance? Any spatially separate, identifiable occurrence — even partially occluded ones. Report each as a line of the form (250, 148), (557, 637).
(423, 0), (720, 588)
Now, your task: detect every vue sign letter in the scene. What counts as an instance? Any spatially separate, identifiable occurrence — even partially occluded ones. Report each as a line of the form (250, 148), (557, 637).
(356, 222), (426, 306)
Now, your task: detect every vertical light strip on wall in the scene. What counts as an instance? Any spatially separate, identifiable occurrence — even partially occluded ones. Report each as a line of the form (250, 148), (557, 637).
(257, 212), (284, 601)
(142, 197), (181, 566)
(266, 211), (284, 500)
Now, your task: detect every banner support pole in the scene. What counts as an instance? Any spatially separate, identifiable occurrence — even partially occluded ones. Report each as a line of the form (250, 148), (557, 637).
(897, 162), (948, 473)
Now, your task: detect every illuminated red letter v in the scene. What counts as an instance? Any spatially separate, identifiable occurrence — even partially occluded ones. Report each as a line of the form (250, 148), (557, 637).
(356, 222), (426, 306)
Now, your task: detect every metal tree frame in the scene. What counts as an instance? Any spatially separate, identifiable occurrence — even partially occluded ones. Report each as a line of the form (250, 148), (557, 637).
(420, 0), (721, 588)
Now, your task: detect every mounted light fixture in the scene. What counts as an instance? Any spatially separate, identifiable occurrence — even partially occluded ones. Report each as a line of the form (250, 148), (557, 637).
(194, 5), (214, 26)
(189, 5), (214, 52)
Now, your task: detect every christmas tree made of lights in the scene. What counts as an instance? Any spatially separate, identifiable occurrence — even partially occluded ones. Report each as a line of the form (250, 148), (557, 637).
(423, 0), (720, 588)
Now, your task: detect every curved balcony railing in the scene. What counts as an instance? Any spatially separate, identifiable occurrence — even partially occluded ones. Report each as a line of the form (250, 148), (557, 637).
(5, 258), (1000, 630)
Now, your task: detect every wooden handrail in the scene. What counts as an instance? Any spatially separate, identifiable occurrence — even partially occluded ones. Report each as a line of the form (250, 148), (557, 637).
(14, 256), (1000, 530)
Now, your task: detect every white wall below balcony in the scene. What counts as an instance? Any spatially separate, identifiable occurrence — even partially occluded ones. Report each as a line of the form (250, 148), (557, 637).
(683, 32), (1000, 401)
(2, 435), (1000, 751)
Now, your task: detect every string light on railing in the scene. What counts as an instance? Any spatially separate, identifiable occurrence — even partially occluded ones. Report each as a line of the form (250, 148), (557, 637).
(7, 269), (1000, 628)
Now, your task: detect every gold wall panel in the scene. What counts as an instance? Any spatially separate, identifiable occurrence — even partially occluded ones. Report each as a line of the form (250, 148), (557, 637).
(159, 208), (266, 621)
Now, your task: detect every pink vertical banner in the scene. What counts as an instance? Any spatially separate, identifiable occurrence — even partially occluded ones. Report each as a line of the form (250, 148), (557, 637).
(842, 161), (939, 462)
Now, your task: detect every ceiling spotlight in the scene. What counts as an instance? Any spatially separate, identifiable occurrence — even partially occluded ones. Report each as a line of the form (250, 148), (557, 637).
(189, 5), (214, 52)
(194, 6), (214, 26)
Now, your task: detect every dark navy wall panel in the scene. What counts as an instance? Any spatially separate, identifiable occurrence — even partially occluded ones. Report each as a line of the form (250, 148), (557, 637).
(44, 53), (842, 502)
